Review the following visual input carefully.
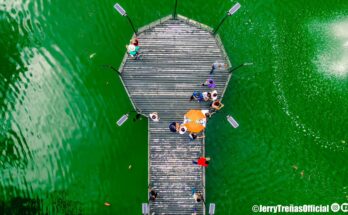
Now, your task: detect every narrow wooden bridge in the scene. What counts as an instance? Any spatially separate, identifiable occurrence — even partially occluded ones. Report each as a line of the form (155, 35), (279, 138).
(119, 15), (231, 215)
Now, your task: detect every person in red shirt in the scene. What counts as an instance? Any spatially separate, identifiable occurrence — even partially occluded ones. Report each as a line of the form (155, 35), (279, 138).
(192, 157), (210, 167)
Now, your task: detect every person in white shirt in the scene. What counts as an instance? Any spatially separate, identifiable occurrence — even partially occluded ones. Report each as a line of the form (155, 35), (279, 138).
(210, 90), (218, 101)
(149, 112), (159, 122)
(202, 92), (212, 101)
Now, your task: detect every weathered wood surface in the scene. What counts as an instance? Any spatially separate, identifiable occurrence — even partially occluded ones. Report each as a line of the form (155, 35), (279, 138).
(120, 17), (230, 215)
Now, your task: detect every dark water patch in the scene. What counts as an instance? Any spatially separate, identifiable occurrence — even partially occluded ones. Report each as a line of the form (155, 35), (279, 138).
(0, 196), (41, 215)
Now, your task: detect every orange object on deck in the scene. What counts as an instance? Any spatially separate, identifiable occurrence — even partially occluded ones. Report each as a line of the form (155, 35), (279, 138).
(183, 110), (206, 133)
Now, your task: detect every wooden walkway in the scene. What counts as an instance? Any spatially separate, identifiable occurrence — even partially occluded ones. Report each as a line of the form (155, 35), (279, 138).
(120, 16), (231, 215)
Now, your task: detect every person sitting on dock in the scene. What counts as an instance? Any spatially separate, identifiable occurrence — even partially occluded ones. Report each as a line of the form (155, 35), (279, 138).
(190, 91), (204, 102)
(192, 157), (210, 167)
(130, 38), (139, 46)
(210, 100), (224, 112)
(210, 90), (218, 101)
(126, 44), (140, 59)
(201, 109), (212, 118)
(149, 112), (159, 122)
(126, 38), (141, 60)
(202, 91), (212, 101)
(179, 125), (188, 135)
(210, 61), (227, 74)
(192, 188), (204, 203)
(201, 78), (216, 89)
(189, 133), (205, 141)
(149, 188), (158, 201)
(169, 122), (181, 133)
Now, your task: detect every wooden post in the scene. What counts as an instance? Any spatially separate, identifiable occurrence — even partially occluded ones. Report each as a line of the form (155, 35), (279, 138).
(173, 0), (178, 19)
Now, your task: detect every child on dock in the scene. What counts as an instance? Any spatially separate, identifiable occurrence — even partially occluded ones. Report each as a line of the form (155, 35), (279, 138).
(126, 38), (141, 60)
(126, 44), (140, 59)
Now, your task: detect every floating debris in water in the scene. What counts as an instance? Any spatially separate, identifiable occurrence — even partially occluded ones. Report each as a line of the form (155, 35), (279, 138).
(128, 164), (132, 169)
(104, 202), (111, 206)
(342, 140), (346, 144)
(90, 53), (96, 59)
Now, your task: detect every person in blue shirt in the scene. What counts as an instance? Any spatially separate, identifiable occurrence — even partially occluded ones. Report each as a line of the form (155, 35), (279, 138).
(190, 91), (204, 102)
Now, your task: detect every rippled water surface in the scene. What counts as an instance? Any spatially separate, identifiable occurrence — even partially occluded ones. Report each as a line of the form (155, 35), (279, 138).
(1, 0), (348, 214)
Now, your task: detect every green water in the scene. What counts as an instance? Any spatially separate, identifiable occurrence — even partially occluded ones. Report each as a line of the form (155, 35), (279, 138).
(1, 0), (348, 214)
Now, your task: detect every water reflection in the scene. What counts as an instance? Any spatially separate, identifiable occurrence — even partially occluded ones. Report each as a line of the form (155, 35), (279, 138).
(311, 18), (348, 78)
(1, 1), (77, 207)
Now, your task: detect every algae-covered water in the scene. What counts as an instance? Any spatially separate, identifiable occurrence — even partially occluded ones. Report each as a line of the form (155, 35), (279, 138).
(1, 0), (348, 214)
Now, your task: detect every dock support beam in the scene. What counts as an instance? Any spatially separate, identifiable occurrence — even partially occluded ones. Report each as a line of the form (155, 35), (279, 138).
(229, 62), (253, 73)
(213, 2), (241, 35)
(173, 0), (178, 19)
(213, 14), (228, 35)
(114, 3), (138, 36)
(126, 15), (137, 36)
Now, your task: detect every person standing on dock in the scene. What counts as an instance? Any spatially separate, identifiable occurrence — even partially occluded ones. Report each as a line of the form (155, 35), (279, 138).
(191, 188), (204, 203)
(192, 157), (210, 167)
(201, 78), (216, 89)
(169, 122), (181, 133)
(190, 91), (204, 102)
(149, 188), (158, 201)
(210, 61), (227, 74)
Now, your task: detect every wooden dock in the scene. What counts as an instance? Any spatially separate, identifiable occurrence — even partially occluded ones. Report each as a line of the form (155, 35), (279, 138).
(120, 16), (231, 215)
